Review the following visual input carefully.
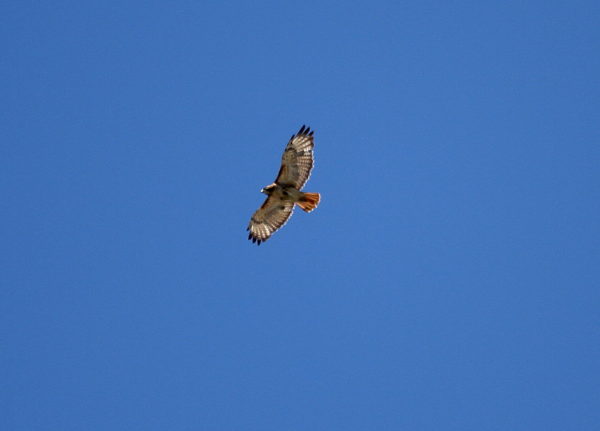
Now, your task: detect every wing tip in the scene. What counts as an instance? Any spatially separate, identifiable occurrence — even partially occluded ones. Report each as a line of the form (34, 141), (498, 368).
(248, 231), (264, 245)
(297, 124), (314, 137)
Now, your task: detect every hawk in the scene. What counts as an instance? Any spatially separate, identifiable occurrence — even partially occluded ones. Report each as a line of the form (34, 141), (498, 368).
(247, 125), (321, 245)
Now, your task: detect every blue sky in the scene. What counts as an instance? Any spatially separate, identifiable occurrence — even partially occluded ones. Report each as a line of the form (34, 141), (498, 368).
(2, 1), (599, 430)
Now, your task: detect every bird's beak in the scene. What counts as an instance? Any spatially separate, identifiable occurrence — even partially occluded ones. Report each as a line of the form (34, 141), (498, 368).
(260, 188), (265, 194)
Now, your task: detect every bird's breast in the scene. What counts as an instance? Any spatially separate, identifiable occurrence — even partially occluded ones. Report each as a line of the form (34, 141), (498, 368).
(277, 186), (302, 202)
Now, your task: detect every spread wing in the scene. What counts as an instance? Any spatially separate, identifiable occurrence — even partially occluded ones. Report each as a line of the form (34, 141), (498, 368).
(247, 195), (295, 245)
(275, 125), (315, 189)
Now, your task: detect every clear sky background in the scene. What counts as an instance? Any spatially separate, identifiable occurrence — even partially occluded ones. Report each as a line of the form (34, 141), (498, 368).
(2, 1), (599, 430)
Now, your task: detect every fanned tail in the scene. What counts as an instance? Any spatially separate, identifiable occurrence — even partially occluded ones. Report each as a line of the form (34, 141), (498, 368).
(297, 192), (320, 213)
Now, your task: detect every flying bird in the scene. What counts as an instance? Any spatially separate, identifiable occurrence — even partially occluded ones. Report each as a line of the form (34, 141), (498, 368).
(247, 125), (320, 245)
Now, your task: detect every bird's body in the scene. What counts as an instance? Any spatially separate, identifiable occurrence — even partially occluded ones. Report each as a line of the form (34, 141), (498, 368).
(247, 125), (320, 245)
(262, 183), (305, 202)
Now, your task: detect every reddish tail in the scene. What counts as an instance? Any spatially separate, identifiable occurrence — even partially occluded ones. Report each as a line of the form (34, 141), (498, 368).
(297, 192), (320, 213)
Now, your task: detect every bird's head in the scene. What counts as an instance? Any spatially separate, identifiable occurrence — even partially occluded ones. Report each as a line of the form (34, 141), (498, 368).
(261, 184), (276, 195)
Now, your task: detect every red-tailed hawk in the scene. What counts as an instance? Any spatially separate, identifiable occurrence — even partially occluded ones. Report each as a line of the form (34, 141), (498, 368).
(247, 125), (321, 245)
